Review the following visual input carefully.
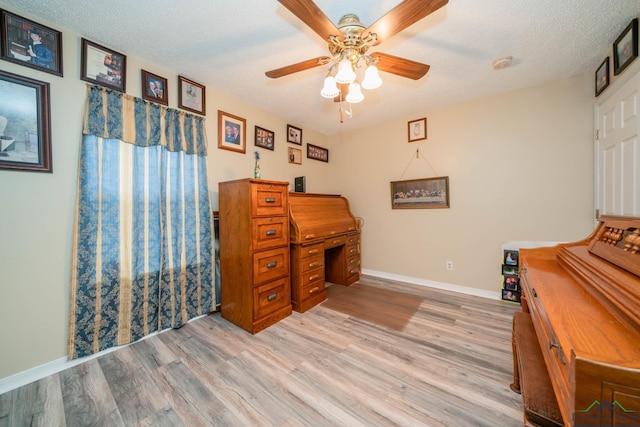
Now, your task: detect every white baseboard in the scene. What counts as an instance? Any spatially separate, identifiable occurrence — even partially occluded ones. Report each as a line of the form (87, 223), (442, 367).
(0, 313), (209, 395)
(362, 268), (501, 300)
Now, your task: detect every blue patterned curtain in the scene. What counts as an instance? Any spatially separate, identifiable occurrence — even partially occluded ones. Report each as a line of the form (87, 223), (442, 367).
(68, 85), (214, 359)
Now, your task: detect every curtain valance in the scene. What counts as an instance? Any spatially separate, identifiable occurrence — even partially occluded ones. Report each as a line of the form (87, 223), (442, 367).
(82, 84), (208, 155)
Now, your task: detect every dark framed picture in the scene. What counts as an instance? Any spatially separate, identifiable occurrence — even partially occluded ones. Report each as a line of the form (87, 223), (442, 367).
(288, 147), (302, 164)
(287, 124), (302, 145)
(502, 264), (518, 276)
(408, 117), (427, 142)
(503, 274), (520, 292)
(0, 69), (51, 172)
(141, 70), (168, 106)
(255, 126), (274, 150)
(218, 110), (246, 154)
(178, 76), (205, 116)
(80, 38), (126, 92)
(503, 250), (519, 266)
(502, 289), (521, 303)
(613, 18), (638, 76)
(307, 143), (328, 162)
(390, 176), (450, 209)
(595, 57), (609, 97)
(0, 10), (63, 77)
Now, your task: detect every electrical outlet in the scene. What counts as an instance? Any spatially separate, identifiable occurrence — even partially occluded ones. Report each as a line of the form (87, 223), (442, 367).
(446, 261), (453, 271)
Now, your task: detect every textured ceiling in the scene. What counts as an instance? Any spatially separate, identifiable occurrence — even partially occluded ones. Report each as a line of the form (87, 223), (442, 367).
(2, 0), (640, 135)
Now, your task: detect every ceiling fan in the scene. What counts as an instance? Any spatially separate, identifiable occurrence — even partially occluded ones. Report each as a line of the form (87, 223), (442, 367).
(265, 0), (448, 119)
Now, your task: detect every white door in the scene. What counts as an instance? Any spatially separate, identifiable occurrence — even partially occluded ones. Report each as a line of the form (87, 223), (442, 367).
(595, 69), (640, 218)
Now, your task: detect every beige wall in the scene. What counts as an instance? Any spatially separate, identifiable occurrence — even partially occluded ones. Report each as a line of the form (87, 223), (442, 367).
(330, 74), (595, 291)
(0, 3), (595, 383)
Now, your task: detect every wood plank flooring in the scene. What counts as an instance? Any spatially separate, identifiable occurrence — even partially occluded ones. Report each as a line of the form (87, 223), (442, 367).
(0, 275), (524, 426)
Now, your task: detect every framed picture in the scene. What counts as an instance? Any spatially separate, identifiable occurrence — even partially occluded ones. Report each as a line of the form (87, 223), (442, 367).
(288, 147), (302, 164)
(613, 18), (638, 76)
(178, 76), (205, 116)
(503, 274), (520, 292)
(503, 250), (519, 267)
(287, 124), (302, 145)
(0, 10), (63, 77)
(595, 57), (609, 97)
(141, 70), (168, 106)
(408, 117), (427, 142)
(502, 289), (521, 303)
(255, 126), (274, 150)
(501, 264), (518, 276)
(307, 143), (328, 162)
(0, 69), (51, 172)
(390, 176), (449, 209)
(218, 110), (246, 154)
(80, 38), (126, 92)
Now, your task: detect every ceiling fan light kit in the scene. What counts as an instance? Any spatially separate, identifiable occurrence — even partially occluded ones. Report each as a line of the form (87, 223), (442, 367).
(269, 0), (449, 122)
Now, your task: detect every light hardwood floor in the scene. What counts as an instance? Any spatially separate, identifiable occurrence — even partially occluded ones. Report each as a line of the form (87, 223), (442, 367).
(0, 275), (524, 426)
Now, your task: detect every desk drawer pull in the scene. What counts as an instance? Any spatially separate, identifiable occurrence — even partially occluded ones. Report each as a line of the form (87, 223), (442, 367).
(309, 274), (320, 281)
(264, 197), (276, 203)
(267, 293), (278, 302)
(265, 229), (276, 236)
(349, 268), (359, 275)
(266, 261), (277, 268)
(532, 288), (538, 298)
(308, 248), (319, 255)
(305, 234), (316, 240)
(309, 287), (320, 294)
(308, 261), (321, 268)
(331, 239), (341, 245)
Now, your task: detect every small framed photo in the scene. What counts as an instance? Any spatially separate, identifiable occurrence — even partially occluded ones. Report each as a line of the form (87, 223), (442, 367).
(1, 10), (63, 77)
(307, 143), (328, 162)
(0, 69), (52, 172)
(218, 110), (246, 154)
(287, 124), (302, 145)
(288, 147), (302, 164)
(178, 76), (205, 116)
(595, 57), (609, 97)
(502, 264), (518, 276)
(502, 289), (521, 303)
(255, 126), (274, 150)
(503, 250), (519, 266)
(80, 38), (126, 92)
(503, 274), (520, 292)
(390, 176), (450, 209)
(408, 117), (427, 142)
(141, 70), (168, 106)
(613, 18), (638, 76)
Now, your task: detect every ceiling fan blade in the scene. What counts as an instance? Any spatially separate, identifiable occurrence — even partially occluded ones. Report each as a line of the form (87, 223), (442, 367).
(278, 0), (340, 41)
(265, 56), (330, 79)
(364, 0), (448, 46)
(374, 52), (430, 80)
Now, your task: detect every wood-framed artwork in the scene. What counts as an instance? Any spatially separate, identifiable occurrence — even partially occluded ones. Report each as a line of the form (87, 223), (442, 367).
(141, 70), (168, 106)
(288, 147), (302, 164)
(255, 126), (274, 150)
(178, 76), (205, 116)
(307, 143), (328, 162)
(217, 110), (246, 154)
(287, 124), (302, 145)
(613, 18), (638, 76)
(0, 69), (52, 172)
(595, 57), (609, 97)
(408, 117), (427, 142)
(80, 38), (126, 92)
(390, 176), (449, 209)
(0, 9), (63, 77)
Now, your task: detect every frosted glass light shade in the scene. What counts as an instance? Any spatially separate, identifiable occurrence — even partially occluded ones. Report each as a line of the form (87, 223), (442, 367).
(361, 65), (382, 90)
(320, 76), (340, 98)
(335, 58), (356, 84)
(345, 82), (364, 103)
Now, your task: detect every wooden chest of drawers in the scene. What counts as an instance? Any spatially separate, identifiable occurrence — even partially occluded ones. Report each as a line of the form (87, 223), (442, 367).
(218, 179), (292, 333)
